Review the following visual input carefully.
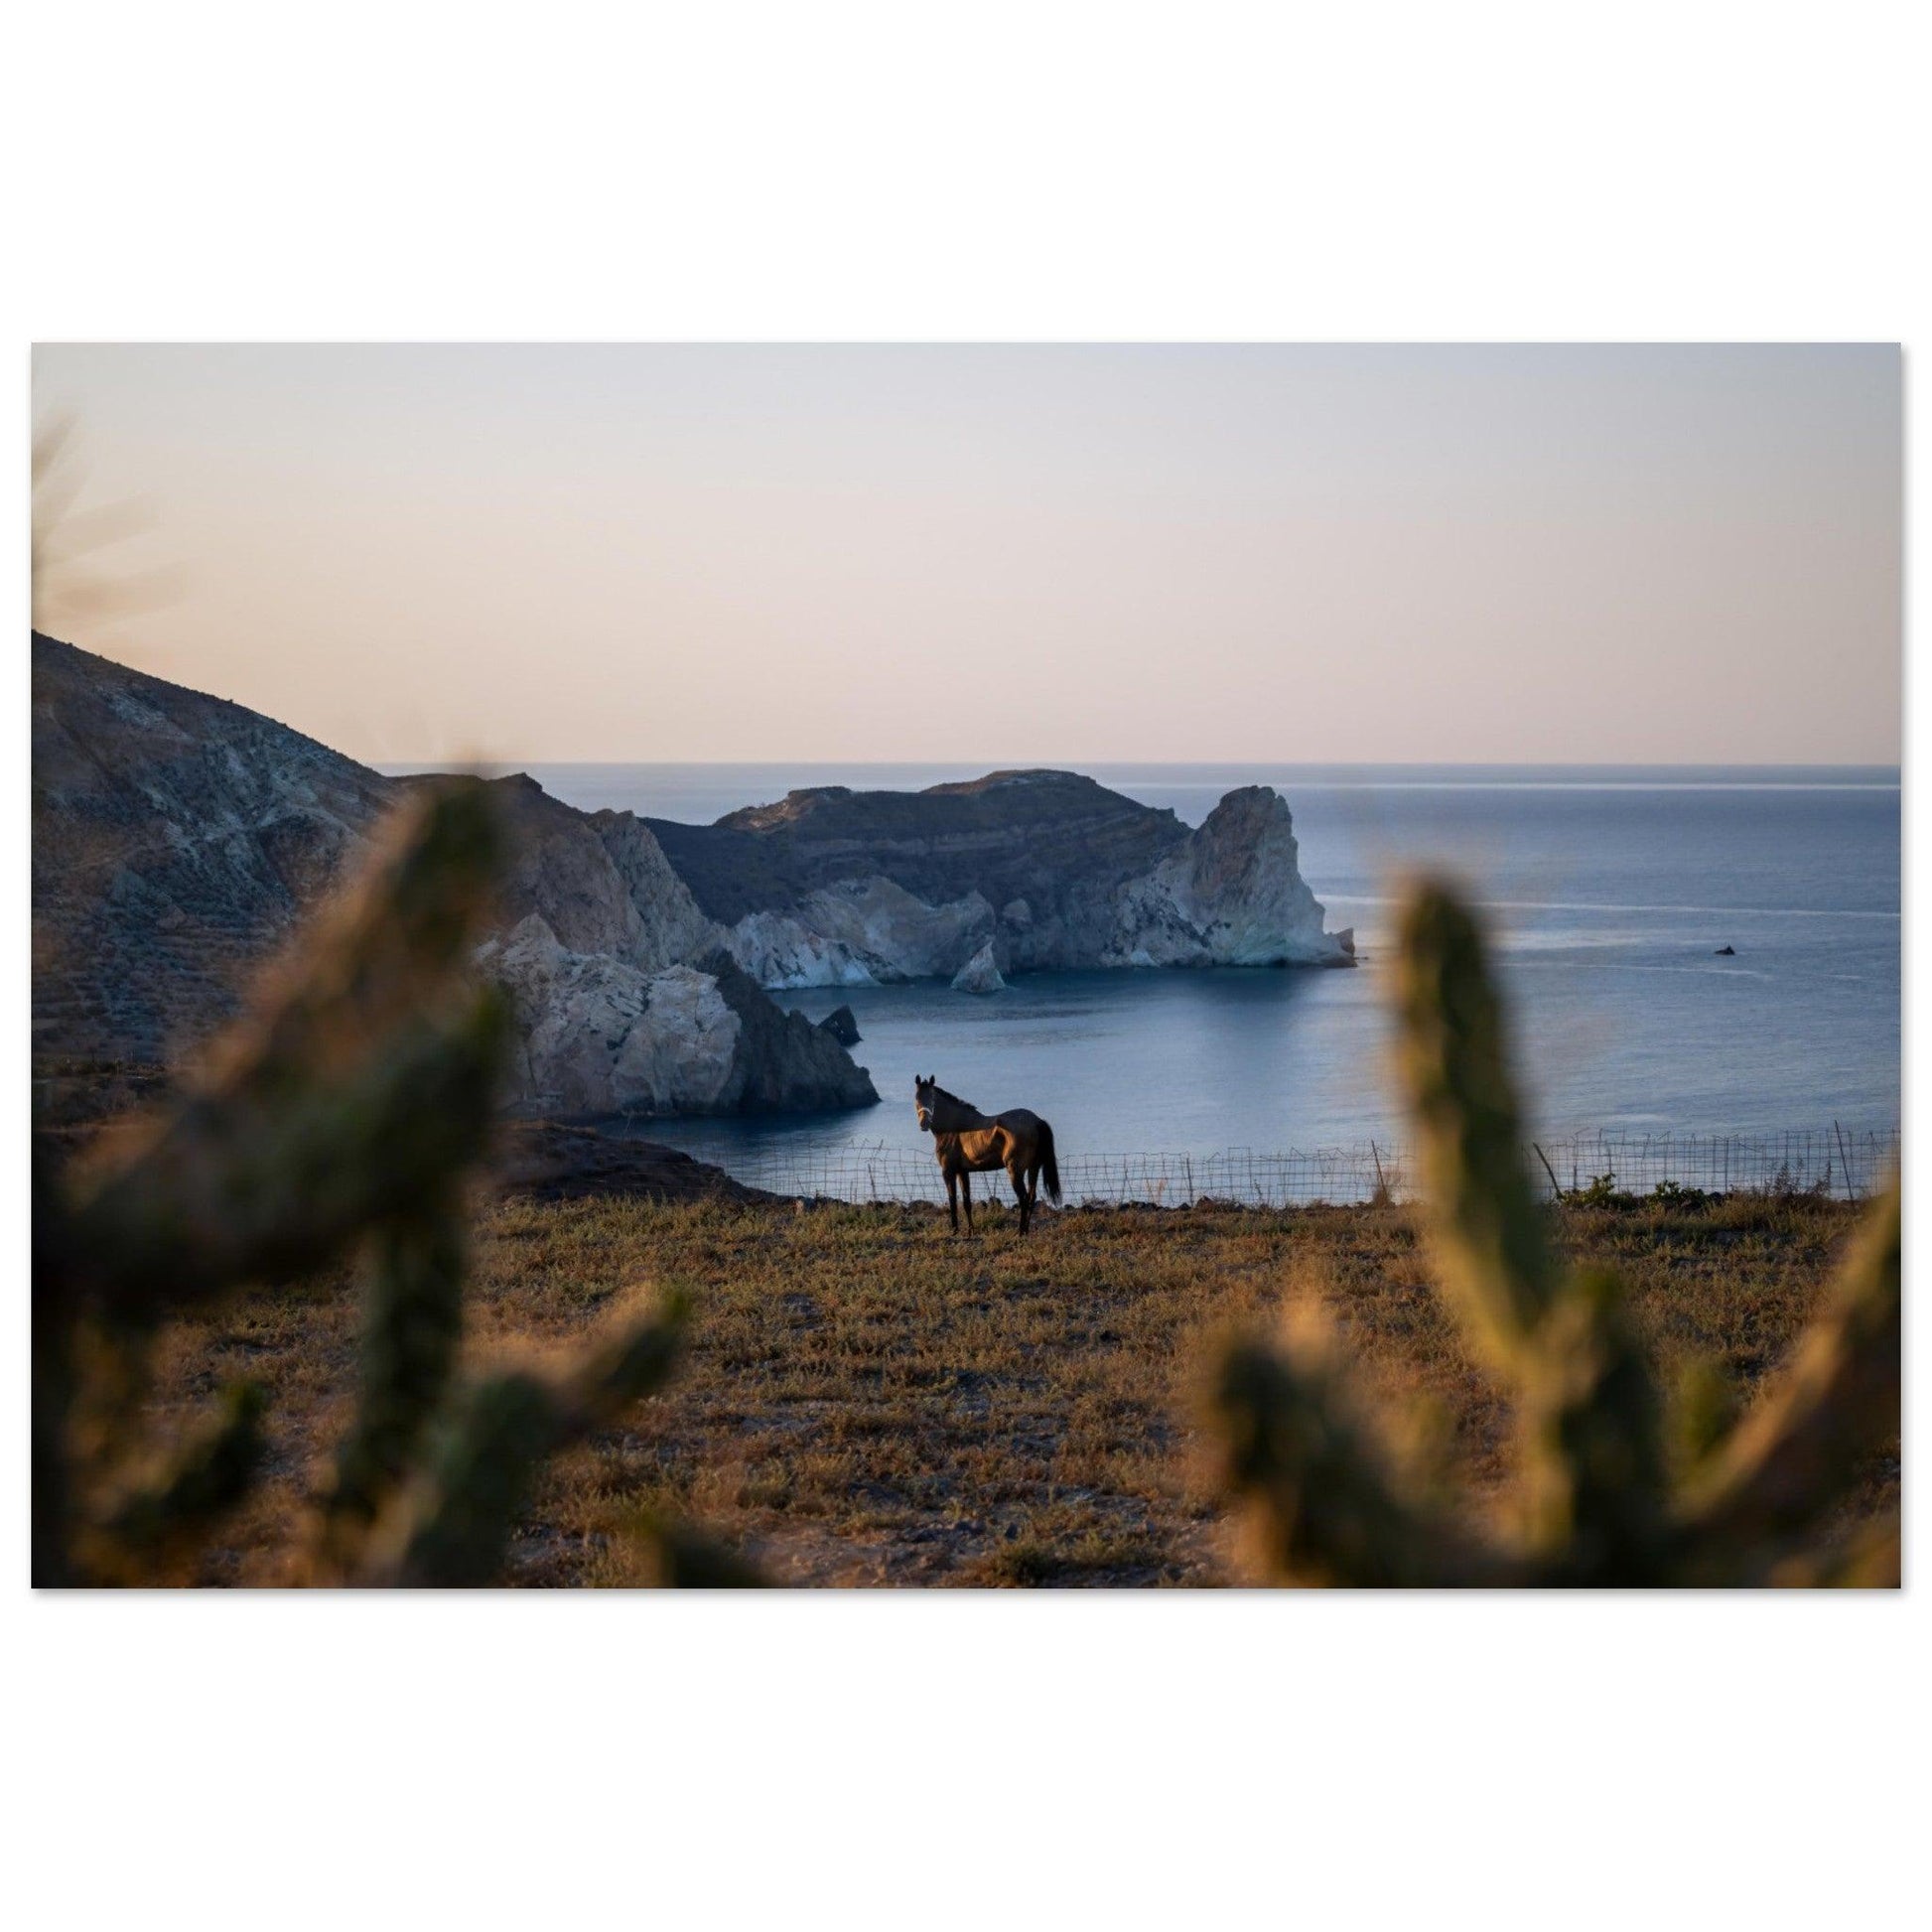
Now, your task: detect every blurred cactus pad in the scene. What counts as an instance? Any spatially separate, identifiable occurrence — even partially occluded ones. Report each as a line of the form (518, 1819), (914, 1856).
(1209, 882), (1900, 1588)
(33, 784), (721, 1587)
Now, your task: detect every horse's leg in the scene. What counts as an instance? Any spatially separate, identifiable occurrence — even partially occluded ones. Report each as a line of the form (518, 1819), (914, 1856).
(944, 1169), (959, 1234)
(1007, 1158), (1030, 1233)
(959, 1167), (973, 1236)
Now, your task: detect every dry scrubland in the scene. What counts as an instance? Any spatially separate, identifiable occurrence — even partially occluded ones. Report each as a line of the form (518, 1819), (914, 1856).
(142, 1188), (1893, 1587)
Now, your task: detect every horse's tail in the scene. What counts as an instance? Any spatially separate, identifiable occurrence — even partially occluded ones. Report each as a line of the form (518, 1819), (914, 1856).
(1037, 1121), (1062, 1205)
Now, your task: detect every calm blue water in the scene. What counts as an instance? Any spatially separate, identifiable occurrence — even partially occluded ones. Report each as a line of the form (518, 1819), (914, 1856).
(389, 762), (1900, 1169)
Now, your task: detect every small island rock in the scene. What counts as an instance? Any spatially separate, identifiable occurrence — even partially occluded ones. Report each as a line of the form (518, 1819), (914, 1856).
(818, 1003), (862, 1045)
(950, 939), (1006, 994)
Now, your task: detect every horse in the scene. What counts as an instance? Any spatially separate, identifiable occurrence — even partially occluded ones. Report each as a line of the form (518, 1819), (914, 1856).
(912, 1074), (1062, 1235)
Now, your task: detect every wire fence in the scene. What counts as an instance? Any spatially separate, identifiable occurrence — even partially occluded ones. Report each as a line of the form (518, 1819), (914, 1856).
(713, 1127), (1899, 1209)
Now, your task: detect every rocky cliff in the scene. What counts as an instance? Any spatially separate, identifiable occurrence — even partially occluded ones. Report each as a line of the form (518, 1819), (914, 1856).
(646, 768), (1353, 986)
(476, 916), (874, 1117)
(1106, 785), (1349, 967)
(31, 633), (876, 1118)
(32, 629), (396, 1063)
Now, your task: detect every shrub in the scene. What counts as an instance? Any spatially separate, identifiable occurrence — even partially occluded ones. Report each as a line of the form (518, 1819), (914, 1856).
(1571, 1172), (1635, 1209)
(1649, 1178), (1712, 1209)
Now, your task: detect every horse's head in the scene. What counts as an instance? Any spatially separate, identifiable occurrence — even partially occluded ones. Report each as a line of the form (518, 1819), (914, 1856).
(915, 1075), (977, 1133)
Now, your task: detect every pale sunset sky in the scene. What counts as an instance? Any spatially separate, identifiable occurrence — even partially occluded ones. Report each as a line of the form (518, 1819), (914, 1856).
(33, 345), (1900, 767)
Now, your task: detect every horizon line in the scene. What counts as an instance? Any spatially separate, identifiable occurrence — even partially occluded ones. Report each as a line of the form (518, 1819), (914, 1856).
(370, 756), (1903, 774)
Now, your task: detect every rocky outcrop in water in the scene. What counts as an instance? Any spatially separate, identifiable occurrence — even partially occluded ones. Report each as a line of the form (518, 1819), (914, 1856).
(696, 949), (881, 1113)
(951, 939), (1007, 993)
(1106, 786), (1354, 967)
(646, 767), (1353, 986)
(31, 633), (877, 1119)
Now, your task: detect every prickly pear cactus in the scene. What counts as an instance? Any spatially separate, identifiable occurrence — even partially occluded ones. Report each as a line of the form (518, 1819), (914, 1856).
(34, 784), (722, 1587)
(1209, 881), (1900, 1588)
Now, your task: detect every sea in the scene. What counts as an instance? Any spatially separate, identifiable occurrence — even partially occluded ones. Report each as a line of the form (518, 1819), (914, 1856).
(389, 762), (1901, 1186)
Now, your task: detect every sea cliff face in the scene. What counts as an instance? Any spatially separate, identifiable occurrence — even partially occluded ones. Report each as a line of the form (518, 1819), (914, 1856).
(30, 633), (876, 1119)
(727, 878), (997, 989)
(1105, 786), (1353, 967)
(647, 768), (1354, 987)
(475, 916), (876, 1117)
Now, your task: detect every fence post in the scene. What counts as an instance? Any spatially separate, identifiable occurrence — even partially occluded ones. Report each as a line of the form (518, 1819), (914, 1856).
(1532, 1143), (1562, 1200)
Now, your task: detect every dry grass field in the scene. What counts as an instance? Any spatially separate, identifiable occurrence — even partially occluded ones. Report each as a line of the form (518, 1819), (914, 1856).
(137, 1184), (1896, 1587)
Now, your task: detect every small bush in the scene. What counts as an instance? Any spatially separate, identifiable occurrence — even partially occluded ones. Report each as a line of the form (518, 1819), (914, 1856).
(1571, 1172), (1636, 1209)
(1650, 1178), (1713, 1209)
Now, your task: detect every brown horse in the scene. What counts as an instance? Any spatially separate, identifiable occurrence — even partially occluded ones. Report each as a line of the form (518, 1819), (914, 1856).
(913, 1074), (1062, 1235)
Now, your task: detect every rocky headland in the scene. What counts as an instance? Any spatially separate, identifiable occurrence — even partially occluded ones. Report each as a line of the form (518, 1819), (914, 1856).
(646, 768), (1354, 986)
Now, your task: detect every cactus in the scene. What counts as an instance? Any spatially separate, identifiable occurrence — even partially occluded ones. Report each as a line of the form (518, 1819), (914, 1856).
(34, 782), (722, 1587)
(1209, 880), (1900, 1587)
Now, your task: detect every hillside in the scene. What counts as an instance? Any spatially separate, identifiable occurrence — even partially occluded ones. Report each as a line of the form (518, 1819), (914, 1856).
(30, 633), (876, 1116)
(32, 629), (398, 1064)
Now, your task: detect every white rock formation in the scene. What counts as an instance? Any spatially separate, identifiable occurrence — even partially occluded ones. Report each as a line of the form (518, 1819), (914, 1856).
(724, 908), (877, 989)
(950, 939), (1006, 994)
(478, 914), (880, 1118)
(480, 915), (742, 1115)
(727, 876), (996, 987)
(1106, 787), (1353, 968)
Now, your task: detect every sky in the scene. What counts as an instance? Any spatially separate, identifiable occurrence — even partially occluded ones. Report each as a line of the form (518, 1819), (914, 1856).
(32, 345), (1900, 766)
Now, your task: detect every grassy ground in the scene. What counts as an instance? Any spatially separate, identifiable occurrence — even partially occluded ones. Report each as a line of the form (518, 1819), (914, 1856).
(144, 1189), (1895, 1587)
